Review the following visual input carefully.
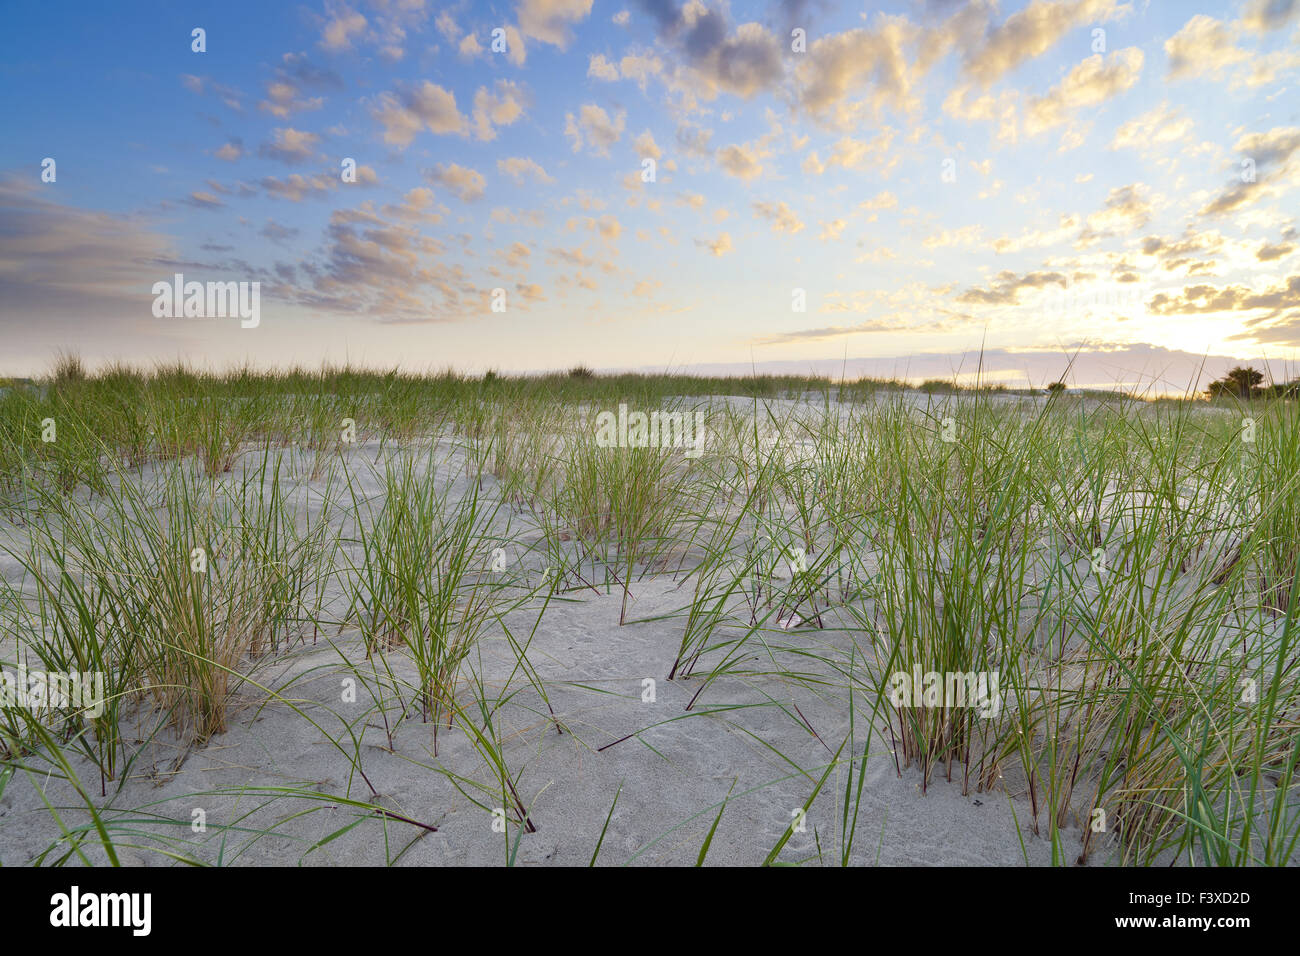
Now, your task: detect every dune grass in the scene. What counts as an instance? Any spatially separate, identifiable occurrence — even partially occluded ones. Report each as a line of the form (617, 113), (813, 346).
(0, 360), (1296, 866)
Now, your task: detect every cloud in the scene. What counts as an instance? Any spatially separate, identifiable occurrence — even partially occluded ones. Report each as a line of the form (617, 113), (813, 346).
(564, 103), (626, 155)
(370, 82), (468, 147)
(321, 4), (367, 51)
(258, 56), (338, 118)
(924, 225), (984, 248)
(1138, 228), (1225, 273)
(425, 163), (487, 202)
(260, 81), (325, 119)
(1165, 15), (1248, 79)
(1258, 240), (1296, 261)
(281, 204), (471, 321)
(716, 142), (763, 180)
(691, 21), (783, 98)
(564, 213), (623, 242)
(1234, 47), (1300, 89)
(588, 53), (620, 80)
(959, 0), (1128, 87)
(942, 83), (1020, 144)
(633, 130), (662, 159)
(1025, 48), (1143, 135)
(696, 231), (733, 256)
(820, 219), (847, 241)
(859, 191), (899, 215)
(472, 80), (528, 141)
(1150, 277), (1300, 328)
(459, 34), (485, 58)
(588, 50), (665, 89)
(675, 123), (714, 157)
(620, 51), (664, 89)
(1163, 11), (1300, 87)
(549, 245), (598, 269)
(802, 130), (897, 176)
(436, 11), (461, 42)
(1111, 102), (1193, 150)
(1240, 0), (1299, 33)
(180, 74), (243, 111)
(594, 214), (622, 240)
(279, 52), (343, 92)
(754, 318), (952, 344)
(794, 21), (921, 128)
(1080, 183), (1152, 240)
(752, 200), (804, 234)
(214, 139), (244, 162)
(501, 25), (528, 66)
(497, 157), (555, 185)
(460, 25), (527, 65)
(1199, 126), (1300, 216)
(258, 127), (320, 164)
(1231, 311), (1300, 345)
(261, 172), (339, 202)
(185, 190), (225, 209)
(515, 281), (546, 303)
(636, 2), (783, 101)
(498, 242), (531, 270)
(1236, 125), (1300, 167)
(381, 187), (445, 224)
(0, 176), (179, 333)
(517, 0), (594, 48)
(260, 164), (373, 204)
(492, 206), (547, 228)
(260, 219), (300, 242)
(956, 270), (1069, 305)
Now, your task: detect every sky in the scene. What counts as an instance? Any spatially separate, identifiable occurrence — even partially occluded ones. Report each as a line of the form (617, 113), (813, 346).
(1, 0), (1299, 391)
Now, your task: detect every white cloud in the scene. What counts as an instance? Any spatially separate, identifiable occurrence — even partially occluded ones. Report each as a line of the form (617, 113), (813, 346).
(752, 200), (804, 234)
(497, 157), (555, 185)
(1025, 48), (1144, 136)
(426, 163), (487, 202)
(259, 127), (320, 164)
(697, 231), (733, 256)
(517, 0), (593, 48)
(588, 54), (619, 81)
(321, 4), (366, 51)
(565, 103), (626, 155)
(716, 143), (763, 180)
(472, 80), (528, 141)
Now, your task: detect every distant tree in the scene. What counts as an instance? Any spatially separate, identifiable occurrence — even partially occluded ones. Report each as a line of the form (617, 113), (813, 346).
(1047, 381), (1067, 393)
(567, 365), (595, 380)
(1206, 365), (1264, 399)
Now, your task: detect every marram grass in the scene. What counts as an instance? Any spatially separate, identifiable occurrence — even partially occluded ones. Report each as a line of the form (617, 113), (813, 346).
(0, 362), (1296, 866)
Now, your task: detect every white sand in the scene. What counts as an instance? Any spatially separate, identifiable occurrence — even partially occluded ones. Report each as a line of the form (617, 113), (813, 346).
(0, 395), (1274, 866)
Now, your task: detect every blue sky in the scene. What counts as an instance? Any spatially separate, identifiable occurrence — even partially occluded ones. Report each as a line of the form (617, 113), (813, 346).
(2, 0), (1299, 388)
